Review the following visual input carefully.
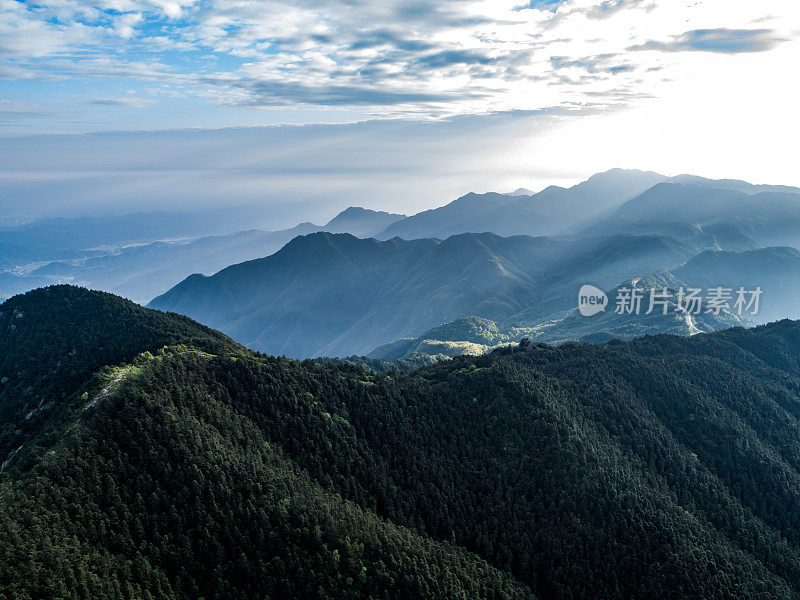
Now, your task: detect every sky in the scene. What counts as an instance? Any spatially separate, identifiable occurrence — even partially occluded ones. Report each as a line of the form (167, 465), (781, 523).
(1, 0), (799, 225)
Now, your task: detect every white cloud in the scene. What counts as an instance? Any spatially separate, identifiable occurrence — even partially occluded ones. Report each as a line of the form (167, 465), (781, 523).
(113, 12), (143, 39)
(1, 0), (799, 210)
(1, 0), (798, 120)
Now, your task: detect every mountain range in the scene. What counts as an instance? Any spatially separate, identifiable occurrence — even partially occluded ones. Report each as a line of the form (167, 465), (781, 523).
(0, 207), (405, 304)
(370, 243), (800, 362)
(7, 286), (800, 598)
(585, 183), (800, 248)
(377, 168), (668, 239)
(0, 207), (296, 270)
(373, 173), (800, 246)
(148, 170), (800, 358)
(5, 168), (800, 358)
(149, 230), (739, 357)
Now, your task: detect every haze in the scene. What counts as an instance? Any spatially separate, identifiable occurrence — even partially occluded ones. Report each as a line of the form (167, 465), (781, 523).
(1, 0), (799, 225)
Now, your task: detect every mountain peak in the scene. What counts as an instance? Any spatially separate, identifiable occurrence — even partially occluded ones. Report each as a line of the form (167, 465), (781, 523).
(323, 206), (406, 237)
(377, 169), (671, 240)
(326, 206), (401, 220)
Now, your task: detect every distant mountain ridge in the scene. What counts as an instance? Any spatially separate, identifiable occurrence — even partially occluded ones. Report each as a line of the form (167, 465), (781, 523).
(671, 174), (800, 195)
(149, 230), (727, 357)
(8, 168), (800, 359)
(377, 169), (668, 239)
(0, 208), (291, 270)
(641, 246), (800, 324)
(322, 206), (406, 237)
(0, 206), (406, 303)
(584, 182), (800, 248)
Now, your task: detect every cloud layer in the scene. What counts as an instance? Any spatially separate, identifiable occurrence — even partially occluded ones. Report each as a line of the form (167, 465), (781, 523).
(1, 0), (797, 131)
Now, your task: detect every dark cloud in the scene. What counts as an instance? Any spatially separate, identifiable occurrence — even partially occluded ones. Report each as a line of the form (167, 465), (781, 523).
(201, 77), (466, 107)
(550, 54), (631, 76)
(629, 28), (782, 53)
(583, 0), (649, 20)
(309, 33), (334, 44)
(415, 49), (497, 69)
(607, 65), (633, 74)
(89, 97), (151, 107)
(392, 2), (493, 28)
(348, 31), (434, 52)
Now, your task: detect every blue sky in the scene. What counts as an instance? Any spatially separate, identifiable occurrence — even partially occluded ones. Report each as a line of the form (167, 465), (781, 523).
(1, 0), (799, 221)
(2, 0), (795, 133)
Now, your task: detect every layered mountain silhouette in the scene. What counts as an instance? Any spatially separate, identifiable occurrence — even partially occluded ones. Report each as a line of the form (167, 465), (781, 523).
(0, 208), (287, 270)
(377, 168), (667, 239)
(585, 182), (800, 248)
(642, 246), (800, 323)
(322, 206), (406, 237)
(0, 207), (405, 303)
(7, 169), (800, 360)
(150, 230), (727, 357)
(9, 287), (800, 598)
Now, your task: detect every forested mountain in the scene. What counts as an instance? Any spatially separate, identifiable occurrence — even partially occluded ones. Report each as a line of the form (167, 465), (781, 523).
(377, 168), (667, 239)
(368, 316), (509, 361)
(149, 231), (713, 357)
(0, 285), (237, 458)
(0, 286), (528, 600)
(7, 286), (800, 598)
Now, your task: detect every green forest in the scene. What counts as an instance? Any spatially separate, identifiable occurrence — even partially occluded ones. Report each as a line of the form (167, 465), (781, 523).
(5, 286), (800, 598)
